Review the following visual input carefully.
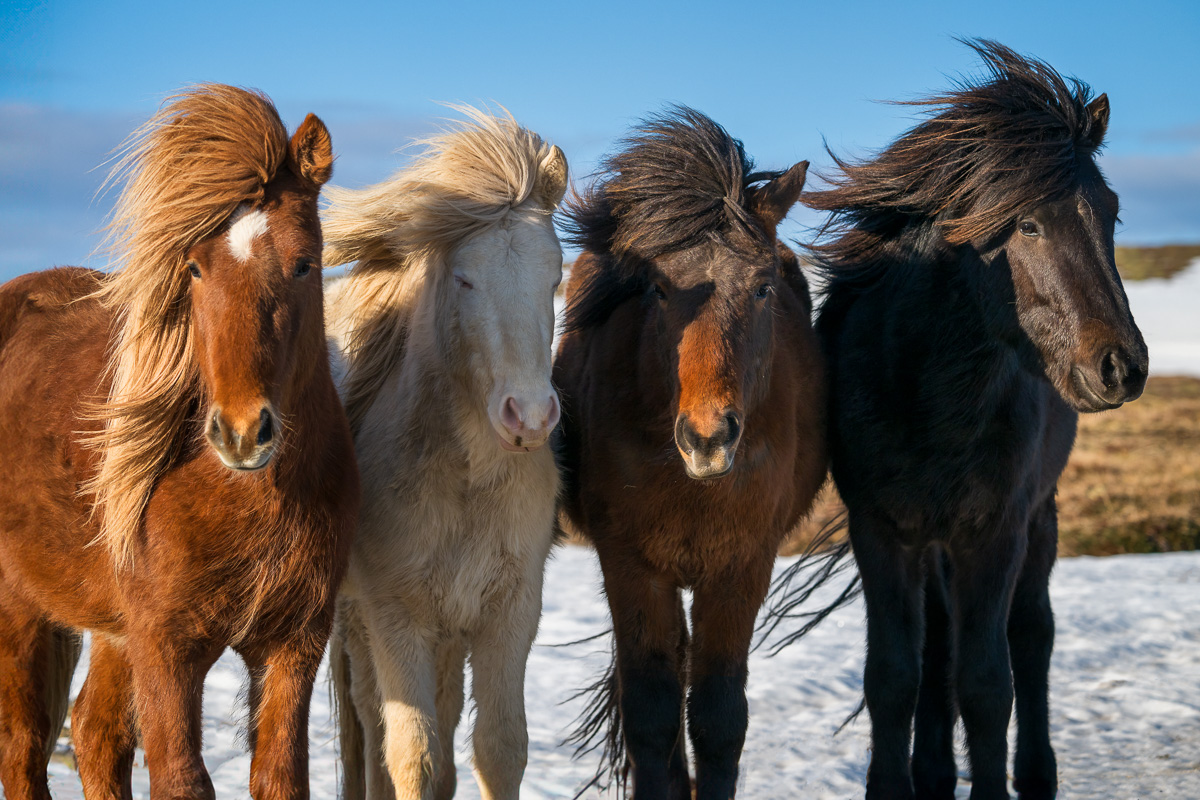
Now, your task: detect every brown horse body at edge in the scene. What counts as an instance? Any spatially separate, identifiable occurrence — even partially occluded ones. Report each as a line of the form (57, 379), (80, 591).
(0, 86), (358, 800)
(556, 108), (827, 798)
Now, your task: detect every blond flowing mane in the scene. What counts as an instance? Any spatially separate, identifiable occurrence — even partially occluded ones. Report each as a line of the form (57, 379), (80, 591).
(83, 84), (290, 567)
(324, 106), (566, 433)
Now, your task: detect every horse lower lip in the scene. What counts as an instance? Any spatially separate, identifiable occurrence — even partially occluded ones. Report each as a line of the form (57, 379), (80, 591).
(684, 457), (734, 480)
(1070, 367), (1123, 411)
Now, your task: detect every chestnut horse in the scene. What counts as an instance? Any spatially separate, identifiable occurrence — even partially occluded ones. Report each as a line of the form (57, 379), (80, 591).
(556, 107), (826, 798)
(805, 41), (1147, 799)
(0, 85), (358, 800)
(322, 108), (567, 800)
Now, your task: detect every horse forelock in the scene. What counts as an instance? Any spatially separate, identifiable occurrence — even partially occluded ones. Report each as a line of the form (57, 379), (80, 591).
(562, 107), (783, 335)
(323, 106), (563, 435)
(81, 84), (292, 568)
(807, 39), (1102, 282)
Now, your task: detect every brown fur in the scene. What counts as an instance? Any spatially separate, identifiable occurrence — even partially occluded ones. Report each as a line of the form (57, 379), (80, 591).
(0, 86), (358, 800)
(556, 108), (827, 798)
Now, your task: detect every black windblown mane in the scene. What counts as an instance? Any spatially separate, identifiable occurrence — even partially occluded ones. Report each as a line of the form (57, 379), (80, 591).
(562, 106), (782, 331)
(806, 39), (1105, 283)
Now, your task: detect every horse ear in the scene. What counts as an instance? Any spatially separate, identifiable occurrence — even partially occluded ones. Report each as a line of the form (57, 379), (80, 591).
(535, 145), (569, 210)
(750, 160), (808, 236)
(289, 113), (334, 187)
(1086, 93), (1110, 148)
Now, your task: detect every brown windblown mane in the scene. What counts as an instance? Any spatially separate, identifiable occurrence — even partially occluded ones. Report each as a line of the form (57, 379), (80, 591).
(322, 106), (564, 433)
(83, 84), (290, 566)
(562, 105), (783, 332)
(806, 39), (1104, 281)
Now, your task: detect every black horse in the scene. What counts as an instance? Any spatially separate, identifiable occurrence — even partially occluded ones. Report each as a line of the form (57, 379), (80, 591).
(806, 41), (1147, 800)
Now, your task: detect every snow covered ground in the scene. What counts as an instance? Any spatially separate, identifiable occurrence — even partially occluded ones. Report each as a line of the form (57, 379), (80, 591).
(34, 546), (1200, 799)
(1123, 259), (1200, 377)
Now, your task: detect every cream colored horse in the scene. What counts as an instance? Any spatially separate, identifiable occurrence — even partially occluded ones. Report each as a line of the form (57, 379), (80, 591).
(323, 108), (567, 800)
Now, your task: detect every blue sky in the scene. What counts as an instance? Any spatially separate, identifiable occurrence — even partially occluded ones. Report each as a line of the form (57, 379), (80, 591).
(3, 0), (1198, 279)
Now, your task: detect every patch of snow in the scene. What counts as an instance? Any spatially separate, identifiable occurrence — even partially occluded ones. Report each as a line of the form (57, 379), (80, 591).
(1123, 258), (1200, 377)
(29, 547), (1200, 799)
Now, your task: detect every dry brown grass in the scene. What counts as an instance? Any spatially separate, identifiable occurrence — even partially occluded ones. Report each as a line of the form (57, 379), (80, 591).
(780, 376), (1200, 558)
(1114, 244), (1200, 281)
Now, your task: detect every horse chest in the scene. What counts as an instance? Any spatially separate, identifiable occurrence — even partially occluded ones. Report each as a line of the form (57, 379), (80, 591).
(354, 459), (556, 628)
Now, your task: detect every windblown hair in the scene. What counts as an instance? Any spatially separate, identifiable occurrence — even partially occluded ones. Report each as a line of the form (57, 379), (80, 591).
(807, 39), (1104, 277)
(563, 106), (780, 331)
(84, 84), (291, 566)
(323, 106), (565, 433)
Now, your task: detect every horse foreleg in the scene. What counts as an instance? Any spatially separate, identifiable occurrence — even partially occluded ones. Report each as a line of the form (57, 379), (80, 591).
(241, 633), (326, 800)
(339, 606), (394, 800)
(912, 550), (958, 800)
(74, 635), (136, 800)
(468, 588), (539, 800)
(602, 556), (688, 800)
(687, 560), (772, 800)
(128, 633), (220, 800)
(951, 523), (1026, 800)
(432, 636), (467, 800)
(363, 605), (438, 800)
(852, 511), (926, 800)
(1009, 498), (1058, 800)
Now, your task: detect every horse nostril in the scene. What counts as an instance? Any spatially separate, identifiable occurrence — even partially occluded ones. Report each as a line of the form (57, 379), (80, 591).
(724, 411), (742, 444)
(1100, 349), (1123, 390)
(501, 397), (523, 434)
(674, 414), (698, 454)
(256, 409), (274, 446)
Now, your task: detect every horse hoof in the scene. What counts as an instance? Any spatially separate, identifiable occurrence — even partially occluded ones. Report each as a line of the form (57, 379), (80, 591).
(1013, 775), (1057, 800)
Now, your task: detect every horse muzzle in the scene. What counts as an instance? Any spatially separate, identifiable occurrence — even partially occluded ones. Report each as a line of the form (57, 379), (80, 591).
(1067, 342), (1148, 412)
(207, 405), (278, 471)
(493, 392), (560, 453)
(675, 409), (743, 481)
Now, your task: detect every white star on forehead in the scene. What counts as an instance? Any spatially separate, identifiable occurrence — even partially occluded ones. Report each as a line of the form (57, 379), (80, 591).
(226, 205), (269, 262)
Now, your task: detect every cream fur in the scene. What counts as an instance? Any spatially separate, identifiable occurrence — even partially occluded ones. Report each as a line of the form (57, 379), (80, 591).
(323, 107), (567, 800)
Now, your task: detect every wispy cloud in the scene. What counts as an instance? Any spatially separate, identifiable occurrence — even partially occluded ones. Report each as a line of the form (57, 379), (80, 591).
(1101, 148), (1200, 245)
(1142, 121), (1200, 145)
(3, 102), (1198, 283)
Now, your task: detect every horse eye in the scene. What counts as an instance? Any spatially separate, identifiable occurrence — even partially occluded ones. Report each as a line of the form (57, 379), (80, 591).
(755, 283), (772, 299)
(294, 259), (313, 278)
(1019, 221), (1040, 237)
(651, 284), (666, 301)
(455, 274), (473, 290)
(187, 261), (202, 279)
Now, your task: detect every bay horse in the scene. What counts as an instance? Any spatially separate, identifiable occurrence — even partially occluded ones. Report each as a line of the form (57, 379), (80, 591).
(322, 107), (567, 800)
(806, 41), (1148, 799)
(556, 107), (826, 798)
(0, 85), (358, 800)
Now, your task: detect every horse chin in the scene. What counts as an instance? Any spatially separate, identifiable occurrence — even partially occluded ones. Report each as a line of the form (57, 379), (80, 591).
(681, 452), (735, 481)
(213, 447), (275, 472)
(493, 428), (545, 454)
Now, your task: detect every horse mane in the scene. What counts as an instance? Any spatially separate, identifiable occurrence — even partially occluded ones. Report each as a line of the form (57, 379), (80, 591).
(806, 39), (1103, 285)
(562, 105), (781, 332)
(82, 84), (291, 567)
(323, 105), (564, 433)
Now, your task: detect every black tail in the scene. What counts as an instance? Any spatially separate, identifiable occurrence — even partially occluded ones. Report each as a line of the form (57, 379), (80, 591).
(43, 628), (83, 766)
(561, 634), (628, 798)
(757, 510), (861, 656)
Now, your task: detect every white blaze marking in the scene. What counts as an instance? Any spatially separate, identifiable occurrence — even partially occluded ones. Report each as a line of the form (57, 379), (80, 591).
(226, 206), (269, 262)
